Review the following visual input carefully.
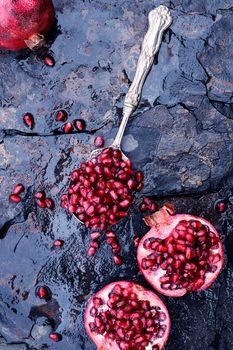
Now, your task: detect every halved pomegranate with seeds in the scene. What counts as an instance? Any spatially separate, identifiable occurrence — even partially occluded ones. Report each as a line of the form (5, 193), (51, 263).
(84, 281), (170, 350)
(0, 0), (55, 51)
(137, 204), (224, 297)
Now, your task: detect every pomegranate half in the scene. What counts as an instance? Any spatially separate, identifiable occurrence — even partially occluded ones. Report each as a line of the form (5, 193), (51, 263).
(84, 281), (170, 350)
(0, 0), (55, 51)
(137, 204), (224, 297)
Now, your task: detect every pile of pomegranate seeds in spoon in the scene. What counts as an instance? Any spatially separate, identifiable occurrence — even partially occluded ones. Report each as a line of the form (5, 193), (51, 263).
(61, 147), (143, 230)
(61, 147), (144, 261)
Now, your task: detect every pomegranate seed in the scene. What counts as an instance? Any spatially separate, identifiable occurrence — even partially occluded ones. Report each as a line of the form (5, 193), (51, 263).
(93, 297), (103, 308)
(133, 236), (140, 248)
(13, 183), (25, 194)
(90, 240), (100, 249)
(63, 122), (73, 133)
(9, 194), (21, 203)
(94, 136), (105, 147)
(143, 197), (152, 207)
(110, 190), (118, 201)
(88, 247), (96, 256)
(190, 220), (203, 230)
(150, 202), (158, 212)
(215, 200), (226, 213)
(53, 239), (64, 248)
(86, 205), (95, 216)
(127, 179), (135, 190)
(60, 200), (68, 209)
(106, 231), (116, 238)
(44, 55), (55, 67)
(23, 112), (34, 129)
(112, 246), (121, 254)
(118, 211), (128, 218)
(49, 332), (62, 342)
(35, 191), (46, 200)
(36, 286), (51, 300)
(90, 232), (101, 240)
(139, 202), (148, 212)
(113, 255), (123, 265)
(119, 199), (131, 208)
(70, 194), (79, 205)
(135, 170), (144, 182)
(106, 237), (116, 246)
(136, 182), (144, 191)
(36, 199), (46, 208)
(74, 119), (86, 132)
(55, 110), (68, 122)
(45, 198), (55, 209)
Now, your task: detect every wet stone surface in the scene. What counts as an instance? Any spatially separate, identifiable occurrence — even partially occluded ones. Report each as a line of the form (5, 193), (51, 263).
(0, 0), (233, 349)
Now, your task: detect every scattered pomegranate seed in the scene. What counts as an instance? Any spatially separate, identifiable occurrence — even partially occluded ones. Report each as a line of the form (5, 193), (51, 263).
(35, 191), (46, 200)
(74, 119), (86, 132)
(63, 122), (74, 133)
(113, 255), (123, 265)
(215, 200), (226, 213)
(44, 54), (55, 67)
(45, 198), (55, 209)
(23, 112), (34, 129)
(150, 202), (158, 212)
(133, 236), (140, 248)
(49, 332), (62, 342)
(36, 286), (51, 301)
(55, 110), (68, 122)
(135, 170), (144, 183)
(13, 183), (25, 195)
(143, 197), (152, 206)
(136, 182), (144, 191)
(36, 199), (46, 208)
(53, 239), (64, 248)
(88, 247), (96, 256)
(90, 232), (101, 240)
(9, 194), (21, 203)
(94, 136), (105, 147)
(139, 202), (148, 212)
(139, 198), (158, 213)
(106, 231), (116, 238)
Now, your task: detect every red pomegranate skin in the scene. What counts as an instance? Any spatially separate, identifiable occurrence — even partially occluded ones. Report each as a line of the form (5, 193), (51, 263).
(0, 0), (55, 50)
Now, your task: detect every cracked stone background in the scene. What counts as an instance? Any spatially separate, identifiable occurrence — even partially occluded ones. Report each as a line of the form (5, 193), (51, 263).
(0, 0), (233, 349)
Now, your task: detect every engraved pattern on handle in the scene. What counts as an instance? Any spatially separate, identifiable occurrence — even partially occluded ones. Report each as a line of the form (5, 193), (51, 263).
(112, 5), (172, 149)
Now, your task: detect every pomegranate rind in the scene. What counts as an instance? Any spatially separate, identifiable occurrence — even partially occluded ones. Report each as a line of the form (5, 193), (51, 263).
(84, 280), (171, 350)
(0, 0), (55, 51)
(137, 209), (224, 297)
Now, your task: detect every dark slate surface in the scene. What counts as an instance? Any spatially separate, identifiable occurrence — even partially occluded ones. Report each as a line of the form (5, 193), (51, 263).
(1, 0), (233, 349)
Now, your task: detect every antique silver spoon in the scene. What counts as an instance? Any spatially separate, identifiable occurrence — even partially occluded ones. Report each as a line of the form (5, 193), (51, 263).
(70, 5), (172, 224)
(90, 5), (172, 160)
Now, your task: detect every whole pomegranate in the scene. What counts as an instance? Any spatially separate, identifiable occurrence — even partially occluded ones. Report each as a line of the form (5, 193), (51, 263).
(84, 281), (170, 350)
(137, 204), (224, 297)
(0, 0), (55, 50)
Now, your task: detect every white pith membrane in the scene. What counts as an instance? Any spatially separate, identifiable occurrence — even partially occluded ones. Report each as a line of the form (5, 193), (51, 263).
(84, 281), (170, 350)
(137, 204), (224, 297)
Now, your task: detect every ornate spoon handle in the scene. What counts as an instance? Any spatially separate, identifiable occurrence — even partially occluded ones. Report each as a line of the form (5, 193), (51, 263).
(112, 5), (172, 149)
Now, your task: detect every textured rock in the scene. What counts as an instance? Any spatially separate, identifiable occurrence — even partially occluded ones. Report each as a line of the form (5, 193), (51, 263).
(0, 0), (233, 349)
